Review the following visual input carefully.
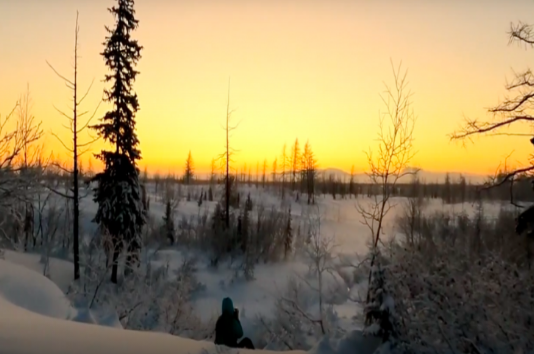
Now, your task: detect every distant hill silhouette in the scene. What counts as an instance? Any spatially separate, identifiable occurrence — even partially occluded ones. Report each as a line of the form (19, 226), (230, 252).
(318, 167), (487, 184)
(153, 167), (488, 184)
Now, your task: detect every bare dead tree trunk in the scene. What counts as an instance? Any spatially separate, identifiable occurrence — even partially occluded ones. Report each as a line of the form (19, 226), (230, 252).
(47, 12), (100, 280)
(225, 80), (231, 229)
(216, 78), (240, 230)
(72, 18), (80, 281)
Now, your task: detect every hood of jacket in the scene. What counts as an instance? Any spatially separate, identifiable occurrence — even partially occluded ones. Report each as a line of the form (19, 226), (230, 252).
(222, 297), (234, 315)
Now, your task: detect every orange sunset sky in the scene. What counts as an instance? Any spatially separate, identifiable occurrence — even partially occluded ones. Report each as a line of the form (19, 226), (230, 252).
(1, 0), (534, 176)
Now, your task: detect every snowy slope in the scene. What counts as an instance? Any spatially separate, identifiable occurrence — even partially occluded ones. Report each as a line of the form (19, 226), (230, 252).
(0, 259), (73, 320)
(0, 296), (222, 354)
(0, 256), (380, 354)
(2, 250), (74, 292)
(0, 258), (252, 354)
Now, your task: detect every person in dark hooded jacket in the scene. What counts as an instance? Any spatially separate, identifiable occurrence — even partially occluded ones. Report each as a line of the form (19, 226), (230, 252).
(214, 297), (255, 349)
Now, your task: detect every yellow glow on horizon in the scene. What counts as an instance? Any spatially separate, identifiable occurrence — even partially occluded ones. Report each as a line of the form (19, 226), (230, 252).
(1, 1), (534, 177)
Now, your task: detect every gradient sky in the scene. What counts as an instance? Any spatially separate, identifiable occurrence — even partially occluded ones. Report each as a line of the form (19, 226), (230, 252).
(1, 0), (534, 175)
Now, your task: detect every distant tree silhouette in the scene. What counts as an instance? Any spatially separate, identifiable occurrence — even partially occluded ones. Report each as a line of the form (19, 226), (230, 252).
(239, 203), (250, 253)
(87, 158), (94, 178)
(281, 143), (288, 199)
(210, 158), (217, 186)
(184, 150), (194, 185)
(154, 172), (161, 196)
(90, 0), (146, 284)
(349, 165), (355, 198)
(272, 158), (278, 184)
(262, 159), (267, 188)
(46, 12), (99, 280)
(208, 186), (214, 201)
(290, 138), (300, 192)
(301, 140), (317, 204)
(443, 172), (452, 204)
(256, 161), (260, 189)
(283, 207), (293, 259)
(459, 174), (467, 203)
(162, 199), (175, 245)
(198, 189), (203, 208)
(142, 166), (148, 184)
(408, 173), (420, 199)
(329, 174), (336, 200)
(245, 193), (253, 211)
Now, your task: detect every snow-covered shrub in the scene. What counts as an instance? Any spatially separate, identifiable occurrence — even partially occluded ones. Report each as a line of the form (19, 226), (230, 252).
(256, 273), (345, 351)
(373, 206), (534, 353)
(256, 277), (320, 351)
(394, 194), (425, 246)
(252, 204), (287, 262)
(1, 201), (30, 250)
(67, 241), (213, 340)
(363, 248), (399, 345)
(141, 211), (161, 246)
(255, 219), (345, 351)
(200, 198), (293, 276)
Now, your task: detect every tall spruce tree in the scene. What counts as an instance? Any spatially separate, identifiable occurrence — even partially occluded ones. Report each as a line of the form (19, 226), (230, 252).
(91, 0), (146, 284)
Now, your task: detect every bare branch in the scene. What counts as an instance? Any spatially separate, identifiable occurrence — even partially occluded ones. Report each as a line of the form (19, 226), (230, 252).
(53, 104), (74, 122)
(77, 100), (102, 134)
(77, 135), (100, 148)
(77, 77), (95, 106)
(46, 60), (74, 87)
(45, 184), (74, 200)
(51, 132), (74, 153)
(509, 21), (534, 46)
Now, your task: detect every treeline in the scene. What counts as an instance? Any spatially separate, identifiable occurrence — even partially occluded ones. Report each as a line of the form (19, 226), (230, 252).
(46, 148), (534, 205)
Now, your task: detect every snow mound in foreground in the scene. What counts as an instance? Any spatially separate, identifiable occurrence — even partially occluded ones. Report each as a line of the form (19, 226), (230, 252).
(0, 252), (123, 328)
(0, 258), (293, 354)
(0, 257), (379, 354)
(0, 293), (219, 354)
(0, 258), (74, 320)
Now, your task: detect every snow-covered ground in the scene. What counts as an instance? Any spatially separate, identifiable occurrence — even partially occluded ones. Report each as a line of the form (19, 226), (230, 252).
(0, 258), (236, 354)
(0, 182), (514, 353)
(0, 255), (380, 354)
